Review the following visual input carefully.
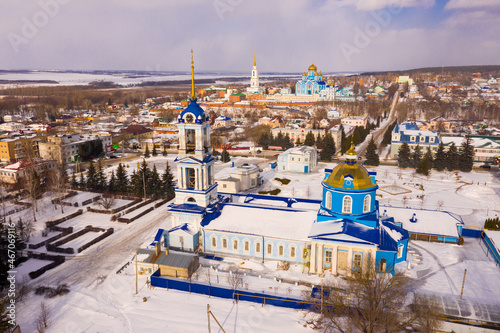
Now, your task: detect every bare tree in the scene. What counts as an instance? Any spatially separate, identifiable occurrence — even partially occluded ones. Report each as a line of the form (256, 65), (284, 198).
(22, 170), (43, 222)
(437, 199), (444, 211)
(48, 163), (68, 214)
(97, 195), (116, 210)
(36, 301), (51, 333)
(16, 217), (35, 243)
(226, 269), (245, 292)
(306, 264), (442, 333)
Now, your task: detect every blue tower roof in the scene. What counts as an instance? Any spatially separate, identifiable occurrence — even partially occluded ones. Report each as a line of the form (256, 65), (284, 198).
(178, 98), (208, 124)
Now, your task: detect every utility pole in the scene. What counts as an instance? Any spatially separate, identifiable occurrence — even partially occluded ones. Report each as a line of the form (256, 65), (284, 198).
(460, 269), (467, 300)
(207, 304), (211, 333)
(135, 248), (138, 294)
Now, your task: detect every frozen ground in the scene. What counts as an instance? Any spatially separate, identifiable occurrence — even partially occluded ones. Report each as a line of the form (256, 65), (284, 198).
(11, 155), (500, 332)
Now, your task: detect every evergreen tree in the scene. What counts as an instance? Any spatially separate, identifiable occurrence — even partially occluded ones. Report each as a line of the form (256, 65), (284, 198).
(364, 138), (380, 166)
(416, 156), (430, 176)
(131, 159), (151, 197)
(115, 163), (129, 193)
(459, 136), (474, 172)
(411, 144), (422, 168)
(340, 124), (346, 150)
(376, 115), (381, 127)
(71, 172), (78, 188)
(446, 142), (459, 171)
(162, 162), (176, 198)
(352, 126), (363, 145)
(382, 121), (397, 146)
(79, 172), (85, 188)
(258, 132), (271, 150)
(152, 143), (158, 157)
(95, 160), (106, 190)
(221, 148), (231, 163)
(397, 142), (411, 168)
(433, 143), (446, 171)
(283, 133), (293, 149)
(295, 137), (301, 146)
(144, 145), (150, 158)
(148, 165), (162, 198)
(424, 146), (434, 169)
(162, 144), (167, 156)
(276, 131), (284, 148)
(315, 134), (323, 149)
(86, 161), (98, 190)
(108, 170), (117, 192)
(320, 132), (336, 161)
(304, 131), (315, 146)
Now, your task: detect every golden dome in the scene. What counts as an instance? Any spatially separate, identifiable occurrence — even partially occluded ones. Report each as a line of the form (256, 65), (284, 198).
(308, 63), (317, 71)
(302, 72), (307, 76)
(324, 162), (375, 190)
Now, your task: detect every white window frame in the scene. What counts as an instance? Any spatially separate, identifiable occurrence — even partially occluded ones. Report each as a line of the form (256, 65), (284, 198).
(255, 242), (261, 253)
(398, 245), (404, 258)
(342, 196), (352, 214)
(353, 253), (362, 268)
(325, 191), (332, 210)
(325, 250), (332, 263)
(363, 195), (371, 213)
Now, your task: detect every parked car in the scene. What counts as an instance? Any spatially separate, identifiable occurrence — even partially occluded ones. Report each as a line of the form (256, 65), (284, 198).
(480, 164), (491, 169)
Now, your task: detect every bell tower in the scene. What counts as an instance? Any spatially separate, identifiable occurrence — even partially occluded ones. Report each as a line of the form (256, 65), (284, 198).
(171, 50), (218, 230)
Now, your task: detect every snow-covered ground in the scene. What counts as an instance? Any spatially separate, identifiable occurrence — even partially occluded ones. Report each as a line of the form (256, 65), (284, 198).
(11, 154), (500, 332)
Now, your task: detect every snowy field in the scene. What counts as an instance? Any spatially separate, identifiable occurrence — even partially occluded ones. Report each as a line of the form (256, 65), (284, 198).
(11, 154), (500, 332)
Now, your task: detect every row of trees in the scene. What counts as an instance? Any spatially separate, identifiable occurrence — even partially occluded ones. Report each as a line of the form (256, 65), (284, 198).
(397, 136), (474, 175)
(144, 143), (168, 158)
(72, 160), (175, 199)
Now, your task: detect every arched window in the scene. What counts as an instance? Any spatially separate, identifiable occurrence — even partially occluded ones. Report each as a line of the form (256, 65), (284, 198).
(211, 237), (216, 248)
(233, 239), (238, 251)
(267, 243), (272, 255)
(278, 245), (284, 256)
(363, 195), (371, 213)
(325, 192), (332, 210)
(342, 196), (352, 214)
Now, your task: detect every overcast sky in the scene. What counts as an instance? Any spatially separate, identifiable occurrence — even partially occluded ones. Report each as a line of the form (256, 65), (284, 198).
(1, 0), (499, 73)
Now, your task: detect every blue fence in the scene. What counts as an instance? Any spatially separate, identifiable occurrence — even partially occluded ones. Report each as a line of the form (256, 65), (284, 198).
(150, 270), (312, 310)
(462, 227), (482, 238)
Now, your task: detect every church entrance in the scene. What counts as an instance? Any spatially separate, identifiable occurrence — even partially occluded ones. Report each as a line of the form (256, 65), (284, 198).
(338, 251), (348, 271)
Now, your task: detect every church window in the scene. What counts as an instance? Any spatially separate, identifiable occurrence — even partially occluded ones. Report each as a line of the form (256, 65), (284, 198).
(223, 184), (227, 189)
(325, 192), (332, 210)
(211, 237), (216, 248)
(353, 253), (362, 268)
(325, 250), (332, 263)
(255, 242), (261, 253)
(342, 196), (352, 214)
(233, 239), (238, 251)
(222, 238), (228, 249)
(244, 241), (250, 252)
(290, 247), (296, 258)
(278, 245), (284, 256)
(363, 195), (371, 213)
(398, 245), (404, 258)
(179, 236), (184, 244)
(267, 244), (272, 255)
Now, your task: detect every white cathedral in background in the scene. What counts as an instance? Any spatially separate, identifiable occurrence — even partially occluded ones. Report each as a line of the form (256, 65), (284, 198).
(246, 52), (264, 95)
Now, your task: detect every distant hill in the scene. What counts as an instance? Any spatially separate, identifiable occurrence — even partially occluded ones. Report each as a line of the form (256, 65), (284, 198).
(360, 65), (500, 76)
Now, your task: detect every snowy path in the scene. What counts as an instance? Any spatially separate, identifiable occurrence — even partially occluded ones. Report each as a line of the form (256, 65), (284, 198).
(27, 201), (173, 288)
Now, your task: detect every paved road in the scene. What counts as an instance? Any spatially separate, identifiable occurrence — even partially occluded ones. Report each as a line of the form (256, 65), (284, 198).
(357, 90), (400, 157)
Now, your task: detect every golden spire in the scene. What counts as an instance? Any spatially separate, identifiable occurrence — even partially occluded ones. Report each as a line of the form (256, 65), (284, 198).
(191, 49), (196, 100)
(254, 51), (256, 67)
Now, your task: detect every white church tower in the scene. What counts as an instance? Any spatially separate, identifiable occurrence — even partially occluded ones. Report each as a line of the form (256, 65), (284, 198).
(170, 50), (218, 230)
(246, 52), (264, 95)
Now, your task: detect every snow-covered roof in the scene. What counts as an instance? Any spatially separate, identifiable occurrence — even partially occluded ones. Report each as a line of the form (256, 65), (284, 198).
(381, 206), (460, 238)
(205, 204), (316, 241)
(485, 230), (500, 254)
(441, 136), (500, 149)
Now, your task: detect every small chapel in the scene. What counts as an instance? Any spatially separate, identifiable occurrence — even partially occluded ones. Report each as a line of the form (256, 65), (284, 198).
(161, 52), (410, 275)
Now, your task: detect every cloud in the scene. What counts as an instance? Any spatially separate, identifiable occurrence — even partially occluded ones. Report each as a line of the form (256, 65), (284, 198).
(0, 0), (498, 72)
(334, 0), (435, 11)
(445, 0), (500, 10)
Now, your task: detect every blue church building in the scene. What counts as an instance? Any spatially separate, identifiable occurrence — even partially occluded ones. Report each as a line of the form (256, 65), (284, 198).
(162, 53), (409, 276)
(295, 63), (327, 95)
